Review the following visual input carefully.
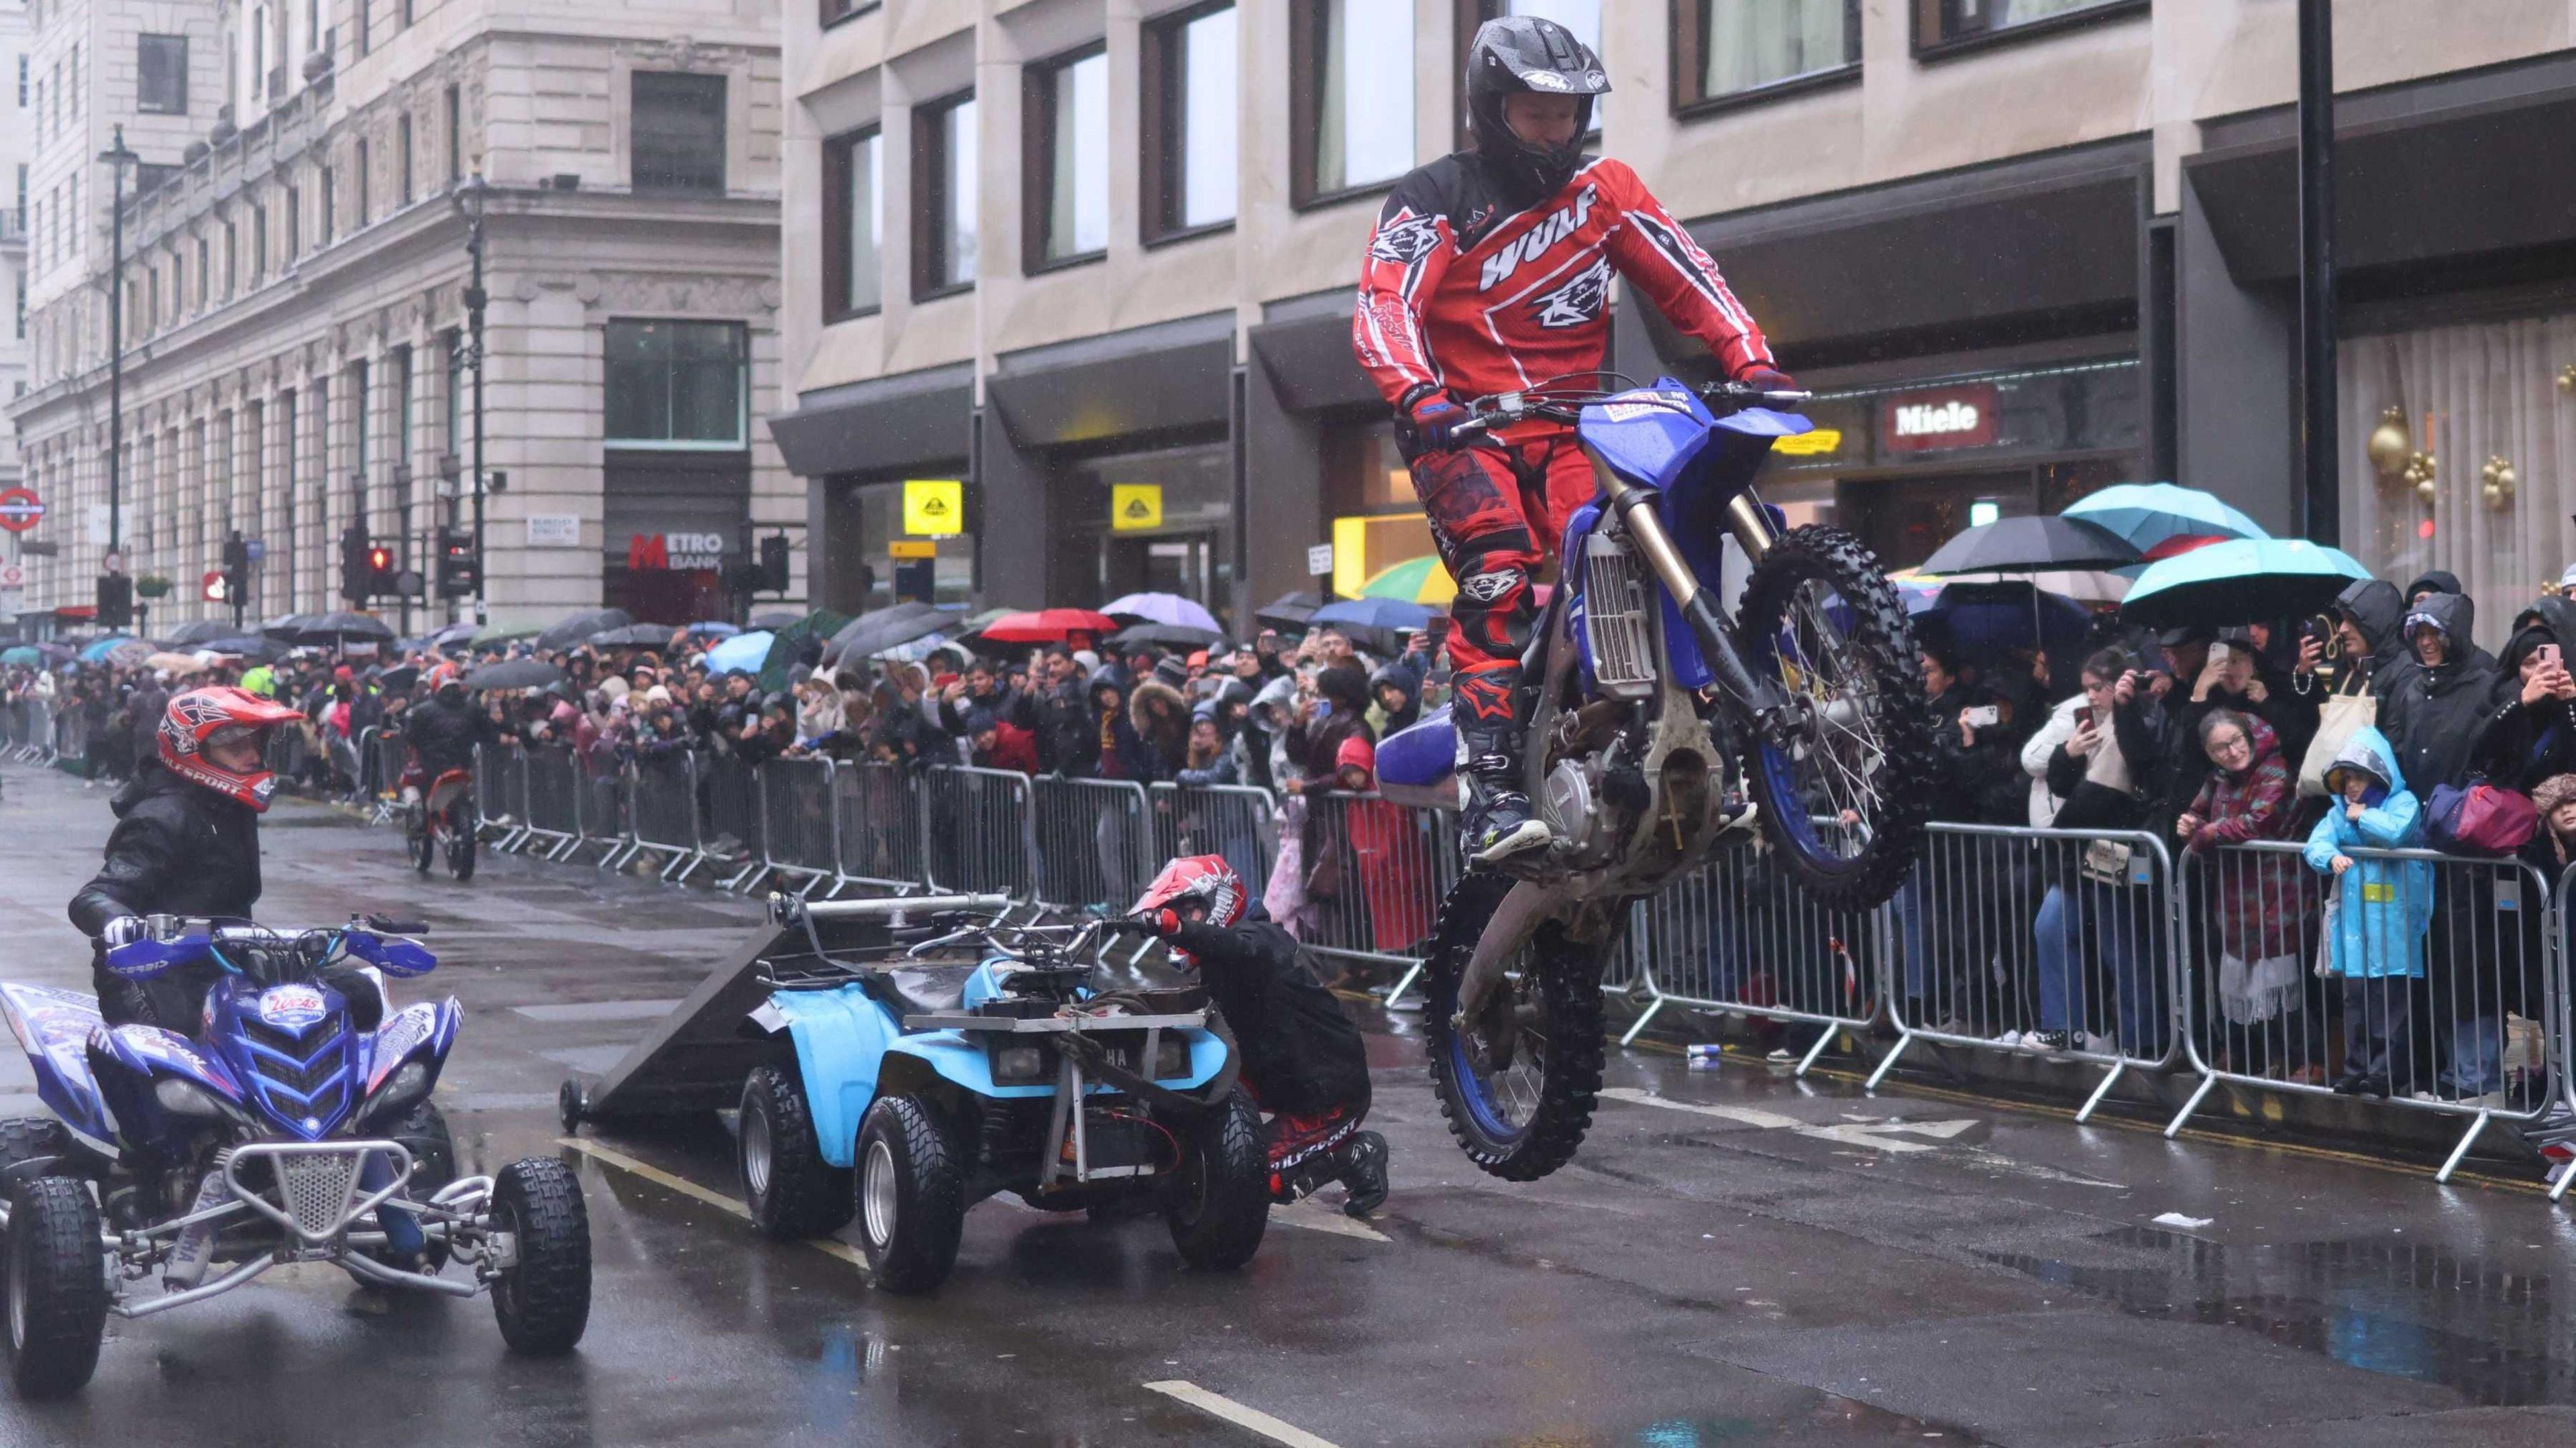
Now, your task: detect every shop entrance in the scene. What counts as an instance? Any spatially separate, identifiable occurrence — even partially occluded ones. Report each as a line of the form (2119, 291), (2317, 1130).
(1103, 532), (1222, 606)
(1836, 460), (2129, 571)
(607, 565), (727, 626)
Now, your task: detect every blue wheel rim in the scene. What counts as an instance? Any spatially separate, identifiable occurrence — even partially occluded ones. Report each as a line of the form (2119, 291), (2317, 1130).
(1450, 1027), (1527, 1145)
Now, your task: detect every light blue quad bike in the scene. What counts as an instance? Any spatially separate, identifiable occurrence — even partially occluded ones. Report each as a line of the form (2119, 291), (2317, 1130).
(733, 895), (1267, 1294)
(1375, 376), (1932, 1183)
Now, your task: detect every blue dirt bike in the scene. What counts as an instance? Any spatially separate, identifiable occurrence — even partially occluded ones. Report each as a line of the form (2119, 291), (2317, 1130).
(733, 896), (1267, 1294)
(0, 915), (591, 1398)
(1374, 376), (1929, 1181)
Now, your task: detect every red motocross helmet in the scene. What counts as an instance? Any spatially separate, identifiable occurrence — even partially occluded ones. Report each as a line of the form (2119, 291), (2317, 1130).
(1128, 856), (1247, 964)
(158, 686), (306, 812)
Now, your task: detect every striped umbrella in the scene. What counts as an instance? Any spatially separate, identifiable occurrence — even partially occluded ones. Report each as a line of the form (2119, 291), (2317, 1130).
(1358, 555), (1456, 605)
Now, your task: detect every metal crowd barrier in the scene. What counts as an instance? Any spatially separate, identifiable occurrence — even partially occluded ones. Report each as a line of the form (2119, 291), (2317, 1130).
(921, 765), (1038, 901)
(474, 742), (529, 852)
(2169, 839), (2561, 1183)
(574, 755), (635, 869)
(825, 759), (922, 893)
(696, 755), (768, 892)
(627, 752), (704, 881)
(50, 707), (89, 776)
(519, 746), (583, 860)
(761, 755), (840, 893)
(1147, 782), (1281, 905)
(1295, 790), (1456, 980)
(1031, 776), (1153, 914)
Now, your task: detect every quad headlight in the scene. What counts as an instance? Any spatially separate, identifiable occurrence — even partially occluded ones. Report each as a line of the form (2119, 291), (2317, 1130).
(360, 1061), (435, 1121)
(155, 1076), (231, 1118)
(991, 1044), (1049, 1084)
(1152, 1037), (1191, 1080)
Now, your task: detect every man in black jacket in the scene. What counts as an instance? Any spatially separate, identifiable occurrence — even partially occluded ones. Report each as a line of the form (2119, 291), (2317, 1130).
(1114, 855), (1389, 1217)
(404, 665), (508, 779)
(69, 687), (307, 1028)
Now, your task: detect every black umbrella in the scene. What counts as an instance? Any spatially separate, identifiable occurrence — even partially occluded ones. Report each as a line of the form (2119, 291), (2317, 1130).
(820, 603), (949, 668)
(278, 611), (397, 645)
(590, 622), (676, 648)
(536, 607), (633, 652)
(464, 658), (567, 691)
(200, 634), (289, 662)
(376, 663), (422, 693)
(750, 608), (808, 629)
(162, 619), (239, 646)
(1918, 516), (2141, 576)
(1108, 622), (1224, 651)
(1256, 590), (1322, 629)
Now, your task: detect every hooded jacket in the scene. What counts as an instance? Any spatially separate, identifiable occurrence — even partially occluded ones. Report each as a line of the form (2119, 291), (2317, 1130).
(1240, 675), (1300, 792)
(2302, 726), (2432, 980)
(2333, 579), (2410, 684)
(2475, 593), (2576, 791)
(70, 761), (268, 1027)
(1162, 918), (1371, 1115)
(1366, 662), (1422, 738)
(2379, 590), (2508, 795)
(1084, 664), (1163, 782)
(1128, 679), (1193, 776)
(1302, 664), (1375, 779)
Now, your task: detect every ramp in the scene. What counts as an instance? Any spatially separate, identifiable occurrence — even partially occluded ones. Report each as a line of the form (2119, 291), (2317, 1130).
(557, 894), (1014, 1129)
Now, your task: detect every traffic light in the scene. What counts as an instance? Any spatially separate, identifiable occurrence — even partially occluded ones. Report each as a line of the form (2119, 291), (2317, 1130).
(368, 544), (395, 597)
(435, 526), (480, 599)
(340, 525), (373, 602)
(96, 573), (133, 630)
(222, 531), (250, 616)
(757, 533), (790, 594)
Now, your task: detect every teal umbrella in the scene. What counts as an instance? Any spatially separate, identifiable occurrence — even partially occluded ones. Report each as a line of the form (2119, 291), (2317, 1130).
(2118, 537), (2369, 631)
(2064, 483), (2267, 553)
(0, 647), (40, 667)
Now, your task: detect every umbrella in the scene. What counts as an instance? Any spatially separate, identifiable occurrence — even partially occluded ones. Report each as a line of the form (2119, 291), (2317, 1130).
(279, 612), (397, 646)
(821, 603), (953, 669)
(1915, 568), (2130, 605)
(463, 658), (567, 691)
(976, 608), (1120, 645)
(376, 663), (422, 693)
(2063, 483), (2267, 553)
(536, 607), (633, 652)
(2118, 538), (2372, 632)
(1357, 555), (1458, 605)
(749, 609), (808, 630)
(686, 620), (741, 639)
(590, 622), (675, 648)
(0, 647), (40, 667)
(78, 634), (140, 663)
(1256, 590), (1322, 630)
(201, 636), (290, 662)
(1919, 516), (2141, 576)
(143, 651), (205, 673)
(1108, 622), (1224, 651)
(160, 619), (239, 647)
(704, 630), (775, 675)
(1311, 597), (1438, 632)
(1102, 592), (1222, 632)
(1917, 582), (2092, 665)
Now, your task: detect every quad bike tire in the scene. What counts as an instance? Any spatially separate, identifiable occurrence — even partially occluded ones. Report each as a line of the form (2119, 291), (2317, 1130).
(737, 1066), (855, 1241)
(488, 1157), (591, 1355)
(4, 1175), (108, 1398)
(1734, 523), (1932, 913)
(855, 1095), (965, 1294)
(0, 1119), (74, 1192)
(1423, 873), (1607, 1183)
(1159, 1087), (1270, 1272)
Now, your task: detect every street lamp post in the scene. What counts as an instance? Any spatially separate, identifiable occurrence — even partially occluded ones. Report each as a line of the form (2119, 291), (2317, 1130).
(2296, 0), (2337, 546)
(99, 127), (140, 571)
(452, 173), (490, 626)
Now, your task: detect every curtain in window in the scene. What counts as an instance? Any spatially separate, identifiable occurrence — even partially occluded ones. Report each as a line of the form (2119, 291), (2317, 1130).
(1706, 0), (1849, 96)
(2339, 311), (2576, 650)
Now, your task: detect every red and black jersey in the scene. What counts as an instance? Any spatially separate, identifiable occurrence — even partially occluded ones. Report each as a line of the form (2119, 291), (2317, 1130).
(1352, 154), (1773, 415)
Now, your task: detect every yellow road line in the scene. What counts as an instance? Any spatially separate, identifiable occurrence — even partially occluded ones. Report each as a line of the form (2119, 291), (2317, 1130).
(556, 1136), (872, 1270)
(1144, 1380), (1342, 1448)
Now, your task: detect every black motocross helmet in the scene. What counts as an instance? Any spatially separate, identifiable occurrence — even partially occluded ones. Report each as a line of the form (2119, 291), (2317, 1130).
(1464, 15), (1611, 207)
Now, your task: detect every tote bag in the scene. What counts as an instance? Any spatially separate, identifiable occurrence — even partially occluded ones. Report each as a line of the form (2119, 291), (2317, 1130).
(2298, 675), (2375, 799)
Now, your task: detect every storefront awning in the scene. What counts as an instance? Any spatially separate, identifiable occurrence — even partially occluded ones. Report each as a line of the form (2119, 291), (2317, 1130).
(767, 362), (974, 480)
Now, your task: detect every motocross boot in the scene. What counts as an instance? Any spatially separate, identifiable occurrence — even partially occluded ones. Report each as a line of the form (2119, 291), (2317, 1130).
(1337, 1131), (1390, 1219)
(1459, 718), (1551, 863)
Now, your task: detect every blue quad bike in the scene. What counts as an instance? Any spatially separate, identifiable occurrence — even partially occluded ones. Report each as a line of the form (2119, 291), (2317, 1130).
(733, 895), (1268, 1294)
(1374, 376), (1929, 1182)
(0, 915), (592, 1398)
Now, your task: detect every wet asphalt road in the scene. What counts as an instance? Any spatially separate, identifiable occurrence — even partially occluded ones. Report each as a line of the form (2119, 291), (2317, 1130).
(2, 766), (2576, 1446)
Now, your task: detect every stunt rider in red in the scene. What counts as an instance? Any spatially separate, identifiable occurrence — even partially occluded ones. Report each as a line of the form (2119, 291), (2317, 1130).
(1352, 15), (1792, 862)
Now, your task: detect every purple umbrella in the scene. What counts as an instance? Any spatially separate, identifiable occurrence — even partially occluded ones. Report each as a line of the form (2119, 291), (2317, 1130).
(1103, 592), (1221, 633)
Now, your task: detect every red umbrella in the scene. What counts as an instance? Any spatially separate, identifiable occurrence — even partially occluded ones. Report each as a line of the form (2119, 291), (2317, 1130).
(975, 608), (1121, 644)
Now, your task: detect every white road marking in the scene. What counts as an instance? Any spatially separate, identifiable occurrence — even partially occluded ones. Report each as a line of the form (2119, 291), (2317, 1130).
(1144, 1380), (1342, 1448)
(510, 1000), (684, 1023)
(1271, 1199), (1391, 1243)
(1600, 1088), (1979, 1156)
(556, 1137), (871, 1270)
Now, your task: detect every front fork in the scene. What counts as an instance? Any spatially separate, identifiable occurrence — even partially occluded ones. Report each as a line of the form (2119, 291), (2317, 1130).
(1592, 464), (1792, 727)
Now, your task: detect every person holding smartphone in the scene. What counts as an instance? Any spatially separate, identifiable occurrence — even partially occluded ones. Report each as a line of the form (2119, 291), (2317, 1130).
(2475, 594), (2576, 791)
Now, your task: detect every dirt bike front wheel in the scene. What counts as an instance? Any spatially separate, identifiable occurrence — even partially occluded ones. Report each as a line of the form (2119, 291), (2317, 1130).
(1734, 524), (1932, 913)
(1421, 874), (1607, 1182)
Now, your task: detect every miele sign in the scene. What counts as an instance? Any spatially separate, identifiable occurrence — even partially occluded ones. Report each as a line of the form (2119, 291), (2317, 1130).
(1880, 384), (1999, 452)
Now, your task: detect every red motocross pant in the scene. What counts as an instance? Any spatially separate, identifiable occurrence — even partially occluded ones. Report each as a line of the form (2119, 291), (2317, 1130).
(1410, 429), (1595, 728)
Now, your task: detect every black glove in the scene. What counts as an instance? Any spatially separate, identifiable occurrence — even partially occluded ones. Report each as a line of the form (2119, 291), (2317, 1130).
(1108, 910), (1182, 940)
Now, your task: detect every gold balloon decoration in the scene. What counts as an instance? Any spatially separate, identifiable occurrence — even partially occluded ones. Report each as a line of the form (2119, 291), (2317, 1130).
(2404, 449), (2438, 503)
(2559, 364), (2576, 395)
(2365, 406), (2412, 477)
(2480, 455), (2518, 510)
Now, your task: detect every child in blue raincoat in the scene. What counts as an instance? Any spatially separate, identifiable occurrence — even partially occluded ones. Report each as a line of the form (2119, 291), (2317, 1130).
(2302, 726), (2434, 1097)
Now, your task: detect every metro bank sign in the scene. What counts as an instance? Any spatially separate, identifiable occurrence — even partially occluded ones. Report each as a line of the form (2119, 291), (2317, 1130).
(1880, 383), (1999, 453)
(627, 532), (727, 570)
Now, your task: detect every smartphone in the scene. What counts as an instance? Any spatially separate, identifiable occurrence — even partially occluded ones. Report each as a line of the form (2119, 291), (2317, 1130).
(1964, 705), (2001, 729)
(1314, 699), (1332, 718)
(2075, 705), (2096, 730)
(2540, 643), (2565, 671)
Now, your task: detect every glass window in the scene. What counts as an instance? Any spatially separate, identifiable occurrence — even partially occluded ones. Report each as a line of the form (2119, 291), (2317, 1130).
(443, 333), (464, 457)
(1916, 0), (2138, 52)
(1688, 0), (1861, 103)
(1297, 0), (1413, 203)
(631, 72), (727, 194)
(824, 127), (882, 318)
(604, 320), (747, 447)
(398, 114), (413, 205)
(136, 35), (188, 115)
(1146, 3), (1237, 237)
(820, 0), (879, 24)
(914, 93), (977, 296)
(1032, 49), (1108, 265)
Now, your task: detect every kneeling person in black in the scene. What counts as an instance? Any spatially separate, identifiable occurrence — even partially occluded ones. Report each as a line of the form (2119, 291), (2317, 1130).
(1116, 855), (1389, 1218)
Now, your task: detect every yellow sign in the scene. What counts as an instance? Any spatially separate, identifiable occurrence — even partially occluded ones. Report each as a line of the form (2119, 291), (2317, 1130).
(903, 479), (963, 535)
(889, 539), (936, 559)
(1772, 427), (1843, 457)
(1111, 484), (1163, 532)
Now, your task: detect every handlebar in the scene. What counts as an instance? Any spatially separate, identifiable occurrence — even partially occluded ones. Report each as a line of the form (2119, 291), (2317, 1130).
(105, 913), (435, 983)
(1445, 379), (1811, 445)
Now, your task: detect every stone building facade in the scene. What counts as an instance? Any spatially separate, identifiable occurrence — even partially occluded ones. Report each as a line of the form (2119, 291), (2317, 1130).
(7, 0), (794, 632)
